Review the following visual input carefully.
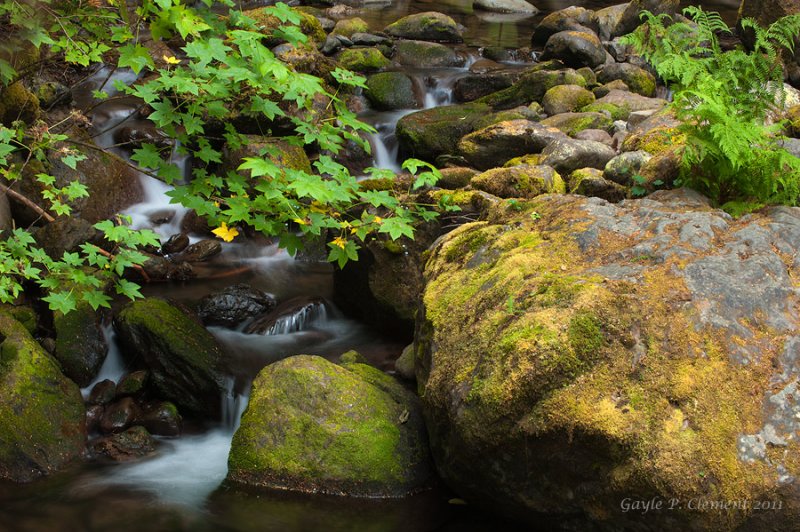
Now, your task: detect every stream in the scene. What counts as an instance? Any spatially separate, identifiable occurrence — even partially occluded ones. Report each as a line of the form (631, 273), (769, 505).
(0, 0), (743, 530)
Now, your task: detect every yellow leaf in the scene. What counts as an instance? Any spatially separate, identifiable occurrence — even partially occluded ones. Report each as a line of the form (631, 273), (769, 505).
(212, 222), (239, 242)
(331, 236), (347, 249)
(373, 216), (383, 224)
(162, 55), (181, 65)
(293, 217), (308, 226)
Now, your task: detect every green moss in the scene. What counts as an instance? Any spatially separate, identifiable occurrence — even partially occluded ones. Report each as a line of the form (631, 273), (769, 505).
(580, 102), (628, 121)
(541, 112), (613, 136)
(339, 350), (368, 364)
(244, 6), (326, 45)
(622, 125), (687, 156)
(568, 310), (605, 361)
(1, 82), (40, 124)
(337, 48), (390, 72)
(332, 17), (369, 37)
(228, 355), (428, 496)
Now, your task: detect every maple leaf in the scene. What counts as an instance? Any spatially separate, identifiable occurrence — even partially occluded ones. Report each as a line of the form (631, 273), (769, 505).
(212, 222), (239, 242)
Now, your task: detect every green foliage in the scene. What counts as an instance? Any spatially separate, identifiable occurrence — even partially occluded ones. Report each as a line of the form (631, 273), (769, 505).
(622, 7), (800, 205)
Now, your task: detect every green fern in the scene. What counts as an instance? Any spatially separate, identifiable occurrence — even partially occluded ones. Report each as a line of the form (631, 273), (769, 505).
(622, 8), (800, 207)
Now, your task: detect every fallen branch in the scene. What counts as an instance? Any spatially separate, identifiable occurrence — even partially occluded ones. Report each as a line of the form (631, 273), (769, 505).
(0, 183), (55, 222)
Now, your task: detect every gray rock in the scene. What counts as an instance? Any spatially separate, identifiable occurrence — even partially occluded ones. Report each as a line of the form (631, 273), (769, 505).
(457, 119), (567, 170)
(532, 6), (598, 44)
(384, 11), (462, 42)
(394, 40), (465, 68)
(604, 150), (652, 186)
(540, 137), (616, 174)
(198, 283), (277, 328)
(541, 30), (607, 69)
(596, 62), (656, 97)
(595, 3), (628, 40)
(474, 0), (538, 14)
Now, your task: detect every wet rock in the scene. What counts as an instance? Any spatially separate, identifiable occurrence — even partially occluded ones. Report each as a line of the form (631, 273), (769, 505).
(596, 63), (656, 97)
(178, 239), (222, 262)
(474, 0), (538, 14)
(437, 167), (479, 189)
(457, 119), (566, 170)
(365, 72), (418, 110)
(604, 150), (652, 186)
(453, 74), (514, 103)
(139, 401), (182, 437)
(114, 298), (227, 418)
(141, 255), (195, 282)
(161, 232), (190, 255)
(115, 370), (149, 397)
(90, 426), (156, 462)
(540, 137), (616, 174)
(320, 34), (343, 55)
(53, 301), (107, 387)
(394, 40), (465, 68)
(541, 30), (607, 69)
(100, 397), (140, 434)
(244, 296), (328, 335)
(336, 47), (390, 72)
(0, 312), (85, 481)
(471, 164), (565, 198)
(147, 209), (175, 226)
(197, 284), (277, 328)
(416, 191), (800, 528)
(32, 217), (101, 260)
(350, 32), (392, 46)
(34, 81), (70, 108)
(396, 102), (491, 162)
(86, 404), (104, 434)
(227, 355), (431, 497)
(384, 12), (463, 43)
(88, 379), (117, 406)
(113, 125), (172, 150)
(541, 84), (595, 115)
(532, 7), (598, 45)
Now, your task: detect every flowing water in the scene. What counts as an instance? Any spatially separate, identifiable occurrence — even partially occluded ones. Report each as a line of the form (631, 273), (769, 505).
(0, 0), (743, 530)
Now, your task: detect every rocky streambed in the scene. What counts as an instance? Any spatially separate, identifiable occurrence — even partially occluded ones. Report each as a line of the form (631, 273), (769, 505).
(3, 0), (800, 530)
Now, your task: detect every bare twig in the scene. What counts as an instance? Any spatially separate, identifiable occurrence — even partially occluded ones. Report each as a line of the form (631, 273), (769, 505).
(0, 183), (55, 222)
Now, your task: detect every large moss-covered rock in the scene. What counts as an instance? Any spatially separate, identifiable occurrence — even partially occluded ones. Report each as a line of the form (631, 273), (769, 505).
(227, 355), (431, 497)
(0, 82), (40, 125)
(532, 6), (598, 45)
(541, 111), (612, 137)
(53, 301), (107, 387)
(222, 136), (312, 178)
(336, 47), (390, 72)
(331, 17), (370, 38)
(584, 89), (667, 121)
(471, 164), (565, 198)
(596, 63), (656, 97)
(114, 298), (227, 418)
(396, 103), (491, 162)
(365, 72), (419, 110)
(417, 190), (800, 527)
(457, 119), (566, 170)
(477, 67), (586, 110)
(0, 312), (85, 482)
(384, 12), (462, 43)
(393, 40), (465, 68)
(541, 84), (595, 116)
(541, 30), (607, 69)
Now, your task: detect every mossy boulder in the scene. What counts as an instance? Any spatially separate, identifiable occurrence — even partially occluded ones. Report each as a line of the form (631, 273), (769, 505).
(603, 150), (652, 186)
(541, 84), (596, 116)
(785, 104), (800, 137)
(53, 301), (107, 387)
(417, 191), (800, 527)
(365, 72), (419, 111)
(541, 111), (612, 137)
(244, 6), (326, 46)
(396, 102), (491, 163)
(569, 167), (629, 203)
(584, 90), (667, 121)
(227, 355), (431, 497)
(541, 30), (607, 69)
(0, 311), (85, 481)
(336, 47), (390, 72)
(384, 12), (463, 43)
(457, 119), (566, 170)
(470, 164), (565, 198)
(539, 137), (616, 174)
(0, 82), (40, 124)
(596, 63), (657, 97)
(114, 298), (227, 418)
(331, 17), (369, 38)
(476, 67), (586, 109)
(531, 6), (599, 45)
(394, 40), (465, 68)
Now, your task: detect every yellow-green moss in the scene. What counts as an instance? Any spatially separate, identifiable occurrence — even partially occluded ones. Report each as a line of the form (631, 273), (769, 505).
(332, 17), (369, 37)
(336, 48), (390, 72)
(622, 125), (687, 156)
(244, 6), (326, 46)
(0, 82), (40, 124)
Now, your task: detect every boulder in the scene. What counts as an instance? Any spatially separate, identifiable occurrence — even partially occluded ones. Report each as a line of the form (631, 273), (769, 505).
(477, 67), (586, 109)
(453, 74), (514, 103)
(384, 12), (462, 43)
(573, 128), (614, 145)
(471, 165), (565, 198)
(244, 6), (326, 46)
(0, 311), (85, 481)
(0, 82), (40, 125)
(139, 401), (182, 437)
(100, 397), (139, 434)
(585, 89), (667, 121)
(569, 167), (628, 202)
(474, 0), (538, 14)
(618, 0), (680, 36)
(53, 301), (107, 387)
(32, 217), (101, 260)
(365, 72), (419, 111)
(541, 30), (607, 69)
(197, 284), (276, 328)
(227, 355), (431, 496)
(457, 119), (566, 170)
(396, 103), (491, 163)
(541, 84), (596, 116)
(540, 138), (617, 174)
(596, 63), (657, 97)
(416, 191), (800, 528)
(739, 0), (800, 29)
(604, 150), (652, 186)
(331, 17), (370, 38)
(595, 3), (628, 40)
(532, 7), (598, 45)
(90, 426), (156, 462)
(114, 298), (227, 418)
(393, 40), (465, 68)
(542, 112), (613, 137)
(222, 136), (313, 179)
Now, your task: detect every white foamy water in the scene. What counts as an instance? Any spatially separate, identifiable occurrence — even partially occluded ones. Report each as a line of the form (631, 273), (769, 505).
(81, 324), (127, 398)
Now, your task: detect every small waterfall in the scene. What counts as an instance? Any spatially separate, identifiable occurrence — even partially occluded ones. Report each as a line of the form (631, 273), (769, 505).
(221, 377), (249, 432)
(263, 300), (328, 336)
(82, 324), (127, 397)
